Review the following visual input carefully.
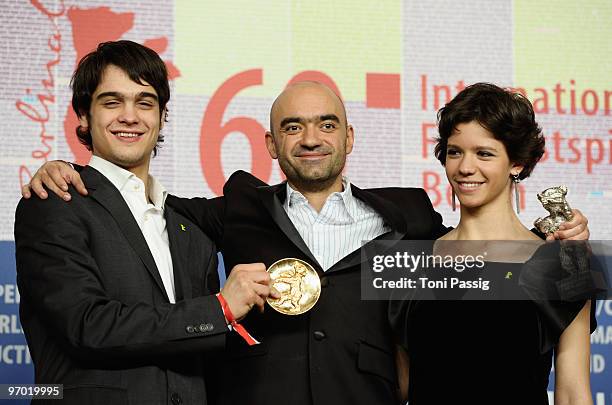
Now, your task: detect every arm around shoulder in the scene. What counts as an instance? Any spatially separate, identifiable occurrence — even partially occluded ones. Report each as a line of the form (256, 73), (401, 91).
(166, 194), (225, 244)
(417, 188), (449, 238)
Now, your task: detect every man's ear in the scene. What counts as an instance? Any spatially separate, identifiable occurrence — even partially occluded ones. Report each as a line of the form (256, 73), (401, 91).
(345, 124), (355, 155)
(78, 113), (89, 130)
(160, 108), (167, 130)
(265, 130), (278, 159)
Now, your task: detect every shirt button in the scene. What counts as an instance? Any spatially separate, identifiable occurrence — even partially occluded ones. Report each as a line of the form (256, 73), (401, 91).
(320, 277), (329, 288)
(313, 330), (326, 341)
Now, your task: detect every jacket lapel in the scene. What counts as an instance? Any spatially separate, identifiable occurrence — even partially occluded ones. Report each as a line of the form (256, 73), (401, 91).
(327, 185), (409, 274)
(255, 183), (321, 269)
(165, 207), (191, 300)
(83, 166), (169, 301)
(351, 185), (409, 236)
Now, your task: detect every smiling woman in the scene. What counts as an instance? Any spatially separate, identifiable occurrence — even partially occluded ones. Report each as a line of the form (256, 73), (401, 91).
(435, 83), (545, 219)
(390, 83), (597, 405)
(444, 121), (520, 212)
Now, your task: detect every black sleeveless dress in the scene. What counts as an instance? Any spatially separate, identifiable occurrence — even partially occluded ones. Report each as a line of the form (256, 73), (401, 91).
(389, 242), (598, 405)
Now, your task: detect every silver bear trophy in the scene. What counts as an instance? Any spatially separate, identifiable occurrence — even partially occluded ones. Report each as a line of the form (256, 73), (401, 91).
(534, 185), (574, 234)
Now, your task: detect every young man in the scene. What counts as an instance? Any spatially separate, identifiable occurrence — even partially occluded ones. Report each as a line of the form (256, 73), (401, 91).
(23, 82), (590, 405)
(15, 40), (274, 405)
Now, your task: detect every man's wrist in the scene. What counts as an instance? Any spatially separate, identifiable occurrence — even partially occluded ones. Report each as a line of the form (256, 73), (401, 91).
(215, 293), (233, 329)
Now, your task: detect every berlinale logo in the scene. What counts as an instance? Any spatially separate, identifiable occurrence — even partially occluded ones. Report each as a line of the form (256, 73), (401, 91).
(16, 0), (180, 182)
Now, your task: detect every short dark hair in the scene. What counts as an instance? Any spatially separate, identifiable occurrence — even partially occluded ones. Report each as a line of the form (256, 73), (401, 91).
(435, 82), (545, 180)
(71, 40), (170, 155)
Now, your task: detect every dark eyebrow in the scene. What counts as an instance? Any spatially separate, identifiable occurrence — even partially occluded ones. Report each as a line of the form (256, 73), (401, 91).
(473, 144), (499, 151)
(447, 143), (499, 152)
(320, 114), (340, 123)
(279, 114), (341, 128)
(137, 92), (159, 101)
(279, 117), (305, 128)
(95, 91), (158, 101)
(96, 91), (123, 100)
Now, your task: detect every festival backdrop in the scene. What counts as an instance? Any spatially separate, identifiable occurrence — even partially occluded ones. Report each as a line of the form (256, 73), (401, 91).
(0, 0), (610, 403)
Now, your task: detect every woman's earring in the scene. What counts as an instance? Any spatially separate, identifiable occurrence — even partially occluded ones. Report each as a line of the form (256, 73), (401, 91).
(512, 174), (521, 214)
(451, 188), (456, 212)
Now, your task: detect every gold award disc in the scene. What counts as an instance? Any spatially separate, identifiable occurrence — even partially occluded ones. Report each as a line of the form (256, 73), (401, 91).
(266, 258), (321, 315)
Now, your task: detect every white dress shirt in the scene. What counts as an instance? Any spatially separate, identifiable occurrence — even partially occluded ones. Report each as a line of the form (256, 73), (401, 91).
(283, 178), (390, 271)
(89, 156), (176, 303)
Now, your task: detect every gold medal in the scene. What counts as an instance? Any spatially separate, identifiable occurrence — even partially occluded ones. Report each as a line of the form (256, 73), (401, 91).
(266, 258), (321, 315)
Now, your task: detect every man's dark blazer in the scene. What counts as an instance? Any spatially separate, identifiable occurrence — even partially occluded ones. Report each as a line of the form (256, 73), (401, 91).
(15, 166), (228, 405)
(168, 170), (447, 405)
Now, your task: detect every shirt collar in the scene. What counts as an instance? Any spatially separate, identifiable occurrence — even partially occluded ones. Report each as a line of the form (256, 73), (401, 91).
(147, 175), (168, 209)
(285, 177), (357, 220)
(89, 155), (168, 209)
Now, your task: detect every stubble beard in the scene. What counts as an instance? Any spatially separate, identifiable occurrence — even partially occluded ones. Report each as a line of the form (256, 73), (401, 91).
(280, 157), (344, 193)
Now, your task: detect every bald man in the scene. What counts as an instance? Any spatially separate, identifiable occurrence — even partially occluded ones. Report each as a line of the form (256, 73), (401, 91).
(171, 82), (431, 404)
(23, 81), (590, 405)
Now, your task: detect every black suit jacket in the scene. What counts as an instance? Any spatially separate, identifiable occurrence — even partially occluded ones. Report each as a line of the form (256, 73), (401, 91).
(168, 170), (447, 405)
(15, 166), (228, 405)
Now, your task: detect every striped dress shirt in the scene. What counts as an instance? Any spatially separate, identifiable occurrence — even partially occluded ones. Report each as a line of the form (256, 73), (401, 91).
(283, 179), (390, 271)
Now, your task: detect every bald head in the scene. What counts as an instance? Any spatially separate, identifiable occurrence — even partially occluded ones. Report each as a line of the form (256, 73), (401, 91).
(269, 81), (348, 135)
(264, 80), (355, 195)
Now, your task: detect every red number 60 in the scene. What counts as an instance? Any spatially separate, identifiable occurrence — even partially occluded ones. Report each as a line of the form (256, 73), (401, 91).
(199, 69), (271, 195)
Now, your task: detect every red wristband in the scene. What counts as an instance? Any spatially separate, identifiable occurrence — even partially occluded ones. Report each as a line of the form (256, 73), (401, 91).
(216, 293), (260, 346)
